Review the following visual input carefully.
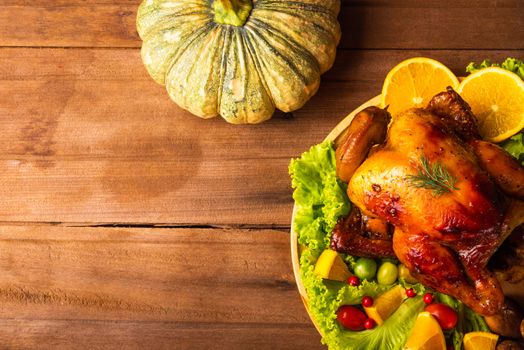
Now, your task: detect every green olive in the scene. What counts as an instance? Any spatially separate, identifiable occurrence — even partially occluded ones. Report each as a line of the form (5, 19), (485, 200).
(377, 261), (399, 285)
(353, 258), (377, 280)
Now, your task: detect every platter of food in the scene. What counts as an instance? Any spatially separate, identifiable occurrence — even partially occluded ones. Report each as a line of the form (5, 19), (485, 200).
(289, 58), (524, 350)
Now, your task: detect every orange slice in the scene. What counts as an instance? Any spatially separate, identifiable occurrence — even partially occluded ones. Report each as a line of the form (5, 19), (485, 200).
(381, 57), (459, 116)
(314, 249), (351, 281)
(457, 67), (524, 142)
(403, 312), (446, 350)
(463, 332), (498, 350)
(364, 284), (406, 324)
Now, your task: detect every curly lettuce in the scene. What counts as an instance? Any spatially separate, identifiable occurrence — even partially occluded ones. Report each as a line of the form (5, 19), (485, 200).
(466, 57), (524, 80)
(289, 140), (350, 255)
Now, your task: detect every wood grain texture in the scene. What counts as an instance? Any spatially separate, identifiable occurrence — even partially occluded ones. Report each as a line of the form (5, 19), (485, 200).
(0, 48), (521, 225)
(1, 1), (523, 49)
(2, 1), (524, 348)
(0, 225), (321, 349)
(0, 320), (323, 350)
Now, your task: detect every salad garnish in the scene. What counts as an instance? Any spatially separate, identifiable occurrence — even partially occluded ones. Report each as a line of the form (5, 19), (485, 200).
(406, 155), (459, 196)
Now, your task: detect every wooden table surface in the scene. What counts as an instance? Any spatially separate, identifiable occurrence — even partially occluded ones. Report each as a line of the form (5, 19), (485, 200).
(0, 1), (523, 349)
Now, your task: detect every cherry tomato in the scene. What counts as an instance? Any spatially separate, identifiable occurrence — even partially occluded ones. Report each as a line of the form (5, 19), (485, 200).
(423, 293), (434, 304)
(336, 305), (367, 331)
(406, 288), (416, 298)
(425, 303), (458, 330)
(377, 261), (398, 285)
(361, 296), (374, 307)
(347, 276), (360, 286)
(353, 258), (377, 280)
(364, 318), (376, 329)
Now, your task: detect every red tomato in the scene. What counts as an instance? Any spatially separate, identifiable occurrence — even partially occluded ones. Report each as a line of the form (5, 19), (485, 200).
(363, 318), (376, 329)
(336, 305), (367, 331)
(347, 276), (360, 286)
(361, 296), (374, 307)
(424, 303), (458, 330)
(423, 293), (434, 304)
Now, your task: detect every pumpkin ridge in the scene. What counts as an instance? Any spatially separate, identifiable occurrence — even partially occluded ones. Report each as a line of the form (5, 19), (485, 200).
(247, 17), (320, 74)
(160, 22), (218, 84)
(241, 27), (285, 105)
(232, 29), (249, 123)
(141, 21), (213, 84)
(257, 1), (337, 16)
(254, 1), (340, 38)
(165, 24), (225, 118)
(137, 5), (211, 38)
(186, 25), (225, 116)
(248, 12), (337, 74)
(243, 25), (320, 112)
(244, 25), (309, 86)
(215, 25), (233, 114)
(239, 28), (274, 112)
(219, 28), (274, 123)
(254, 7), (337, 38)
(250, 8), (332, 33)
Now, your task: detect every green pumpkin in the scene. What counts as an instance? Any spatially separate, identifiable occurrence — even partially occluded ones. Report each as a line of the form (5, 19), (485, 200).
(137, 0), (341, 124)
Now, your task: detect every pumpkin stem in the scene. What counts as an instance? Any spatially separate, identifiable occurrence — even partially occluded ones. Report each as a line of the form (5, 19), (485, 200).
(213, 0), (252, 27)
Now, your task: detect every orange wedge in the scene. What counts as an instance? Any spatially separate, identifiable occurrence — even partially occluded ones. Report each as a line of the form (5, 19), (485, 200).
(403, 312), (446, 350)
(457, 67), (524, 142)
(314, 249), (351, 281)
(381, 57), (459, 116)
(463, 332), (498, 350)
(364, 285), (406, 324)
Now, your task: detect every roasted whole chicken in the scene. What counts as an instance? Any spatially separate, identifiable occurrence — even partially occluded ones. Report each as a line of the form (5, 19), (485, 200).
(331, 87), (524, 316)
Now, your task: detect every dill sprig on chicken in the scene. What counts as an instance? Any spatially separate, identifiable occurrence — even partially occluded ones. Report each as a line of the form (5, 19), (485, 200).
(406, 155), (459, 196)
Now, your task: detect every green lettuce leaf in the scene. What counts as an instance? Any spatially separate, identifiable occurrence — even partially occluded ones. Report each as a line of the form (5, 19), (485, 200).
(289, 141), (350, 255)
(466, 57), (524, 80)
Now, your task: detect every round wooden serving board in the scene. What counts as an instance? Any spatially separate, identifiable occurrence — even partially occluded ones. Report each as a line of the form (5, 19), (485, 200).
(290, 94), (524, 338)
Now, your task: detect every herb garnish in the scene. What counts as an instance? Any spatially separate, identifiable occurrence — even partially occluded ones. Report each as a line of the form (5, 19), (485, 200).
(406, 155), (459, 196)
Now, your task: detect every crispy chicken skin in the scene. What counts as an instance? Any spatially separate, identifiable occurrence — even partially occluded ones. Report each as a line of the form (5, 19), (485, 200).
(471, 140), (524, 200)
(335, 106), (390, 183)
(333, 88), (524, 316)
(427, 86), (480, 141)
(331, 207), (395, 258)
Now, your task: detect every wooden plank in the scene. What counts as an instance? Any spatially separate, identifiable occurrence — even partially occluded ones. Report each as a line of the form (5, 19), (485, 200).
(0, 319), (323, 350)
(0, 225), (321, 349)
(0, 47), (517, 225)
(1, 48), (521, 225)
(0, 1), (523, 49)
(339, 4), (524, 49)
(0, 4), (139, 48)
